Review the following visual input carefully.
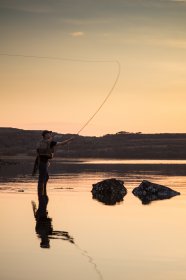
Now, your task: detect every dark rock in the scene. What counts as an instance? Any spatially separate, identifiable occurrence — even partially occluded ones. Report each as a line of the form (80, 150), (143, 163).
(91, 178), (127, 205)
(132, 180), (180, 204)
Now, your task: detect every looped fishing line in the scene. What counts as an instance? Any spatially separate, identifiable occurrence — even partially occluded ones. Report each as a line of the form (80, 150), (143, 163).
(0, 53), (121, 135)
(76, 60), (120, 135)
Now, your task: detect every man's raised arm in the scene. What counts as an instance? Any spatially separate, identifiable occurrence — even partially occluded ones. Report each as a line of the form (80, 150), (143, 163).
(56, 137), (74, 146)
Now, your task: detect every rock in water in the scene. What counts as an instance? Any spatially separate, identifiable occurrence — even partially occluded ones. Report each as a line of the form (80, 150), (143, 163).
(132, 180), (180, 204)
(91, 178), (127, 205)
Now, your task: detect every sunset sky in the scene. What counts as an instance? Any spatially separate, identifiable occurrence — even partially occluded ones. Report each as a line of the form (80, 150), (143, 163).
(0, 0), (186, 136)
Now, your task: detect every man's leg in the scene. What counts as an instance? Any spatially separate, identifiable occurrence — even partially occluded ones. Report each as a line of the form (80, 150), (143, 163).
(38, 162), (48, 197)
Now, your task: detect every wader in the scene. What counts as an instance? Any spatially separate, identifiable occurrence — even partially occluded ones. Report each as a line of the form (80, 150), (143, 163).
(37, 160), (49, 197)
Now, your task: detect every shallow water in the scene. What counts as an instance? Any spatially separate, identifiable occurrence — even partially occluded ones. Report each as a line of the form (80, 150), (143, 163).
(0, 160), (186, 280)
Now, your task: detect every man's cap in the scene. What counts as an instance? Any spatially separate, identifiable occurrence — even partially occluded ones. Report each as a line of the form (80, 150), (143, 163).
(42, 130), (52, 137)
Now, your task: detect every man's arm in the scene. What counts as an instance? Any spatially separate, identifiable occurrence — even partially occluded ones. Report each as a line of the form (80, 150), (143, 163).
(56, 137), (74, 146)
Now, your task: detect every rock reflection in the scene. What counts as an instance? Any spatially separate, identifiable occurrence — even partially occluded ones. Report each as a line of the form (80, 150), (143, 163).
(32, 195), (74, 249)
(92, 192), (125, 205)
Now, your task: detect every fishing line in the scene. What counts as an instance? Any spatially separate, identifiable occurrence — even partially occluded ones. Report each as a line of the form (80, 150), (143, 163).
(0, 53), (121, 135)
(76, 60), (120, 135)
(74, 244), (104, 280)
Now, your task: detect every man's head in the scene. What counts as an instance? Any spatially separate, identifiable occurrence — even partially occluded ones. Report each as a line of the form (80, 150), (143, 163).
(42, 130), (52, 140)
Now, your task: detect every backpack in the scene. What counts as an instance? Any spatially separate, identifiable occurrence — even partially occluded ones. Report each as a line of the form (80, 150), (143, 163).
(37, 140), (54, 158)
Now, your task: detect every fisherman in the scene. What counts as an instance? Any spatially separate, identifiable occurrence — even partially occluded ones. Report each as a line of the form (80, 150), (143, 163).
(34, 130), (74, 197)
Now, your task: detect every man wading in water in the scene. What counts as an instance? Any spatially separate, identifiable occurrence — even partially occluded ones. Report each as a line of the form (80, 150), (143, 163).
(33, 130), (74, 197)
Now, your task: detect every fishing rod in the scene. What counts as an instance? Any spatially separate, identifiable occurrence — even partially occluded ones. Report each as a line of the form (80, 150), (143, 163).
(0, 53), (121, 135)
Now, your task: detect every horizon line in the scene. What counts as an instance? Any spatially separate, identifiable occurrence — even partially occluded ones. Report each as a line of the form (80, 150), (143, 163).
(0, 126), (186, 137)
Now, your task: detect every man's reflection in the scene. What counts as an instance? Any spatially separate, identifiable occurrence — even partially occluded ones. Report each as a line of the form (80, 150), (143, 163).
(32, 195), (74, 249)
(32, 195), (104, 280)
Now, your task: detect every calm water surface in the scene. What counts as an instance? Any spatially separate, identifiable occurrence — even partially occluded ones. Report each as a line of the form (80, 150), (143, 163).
(0, 159), (186, 280)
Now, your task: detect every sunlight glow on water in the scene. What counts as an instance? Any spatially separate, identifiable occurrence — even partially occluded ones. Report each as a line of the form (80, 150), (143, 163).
(78, 159), (186, 165)
(57, 159), (186, 164)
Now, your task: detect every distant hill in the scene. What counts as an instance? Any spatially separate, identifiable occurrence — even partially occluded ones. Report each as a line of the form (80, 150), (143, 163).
(0, 127), (186, 159)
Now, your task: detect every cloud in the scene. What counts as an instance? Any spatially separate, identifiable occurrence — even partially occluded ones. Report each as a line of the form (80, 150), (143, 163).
(70, 31), (85, 37)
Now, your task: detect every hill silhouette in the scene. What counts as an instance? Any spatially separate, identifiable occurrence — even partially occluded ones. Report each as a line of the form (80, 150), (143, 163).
(0, 127), (186, 159)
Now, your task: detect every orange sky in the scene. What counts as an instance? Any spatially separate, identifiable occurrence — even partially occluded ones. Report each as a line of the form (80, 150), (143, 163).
(1, 0), (186, 136)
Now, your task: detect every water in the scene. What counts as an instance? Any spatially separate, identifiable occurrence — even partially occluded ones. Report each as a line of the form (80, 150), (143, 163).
(0, 159), (186, 280)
